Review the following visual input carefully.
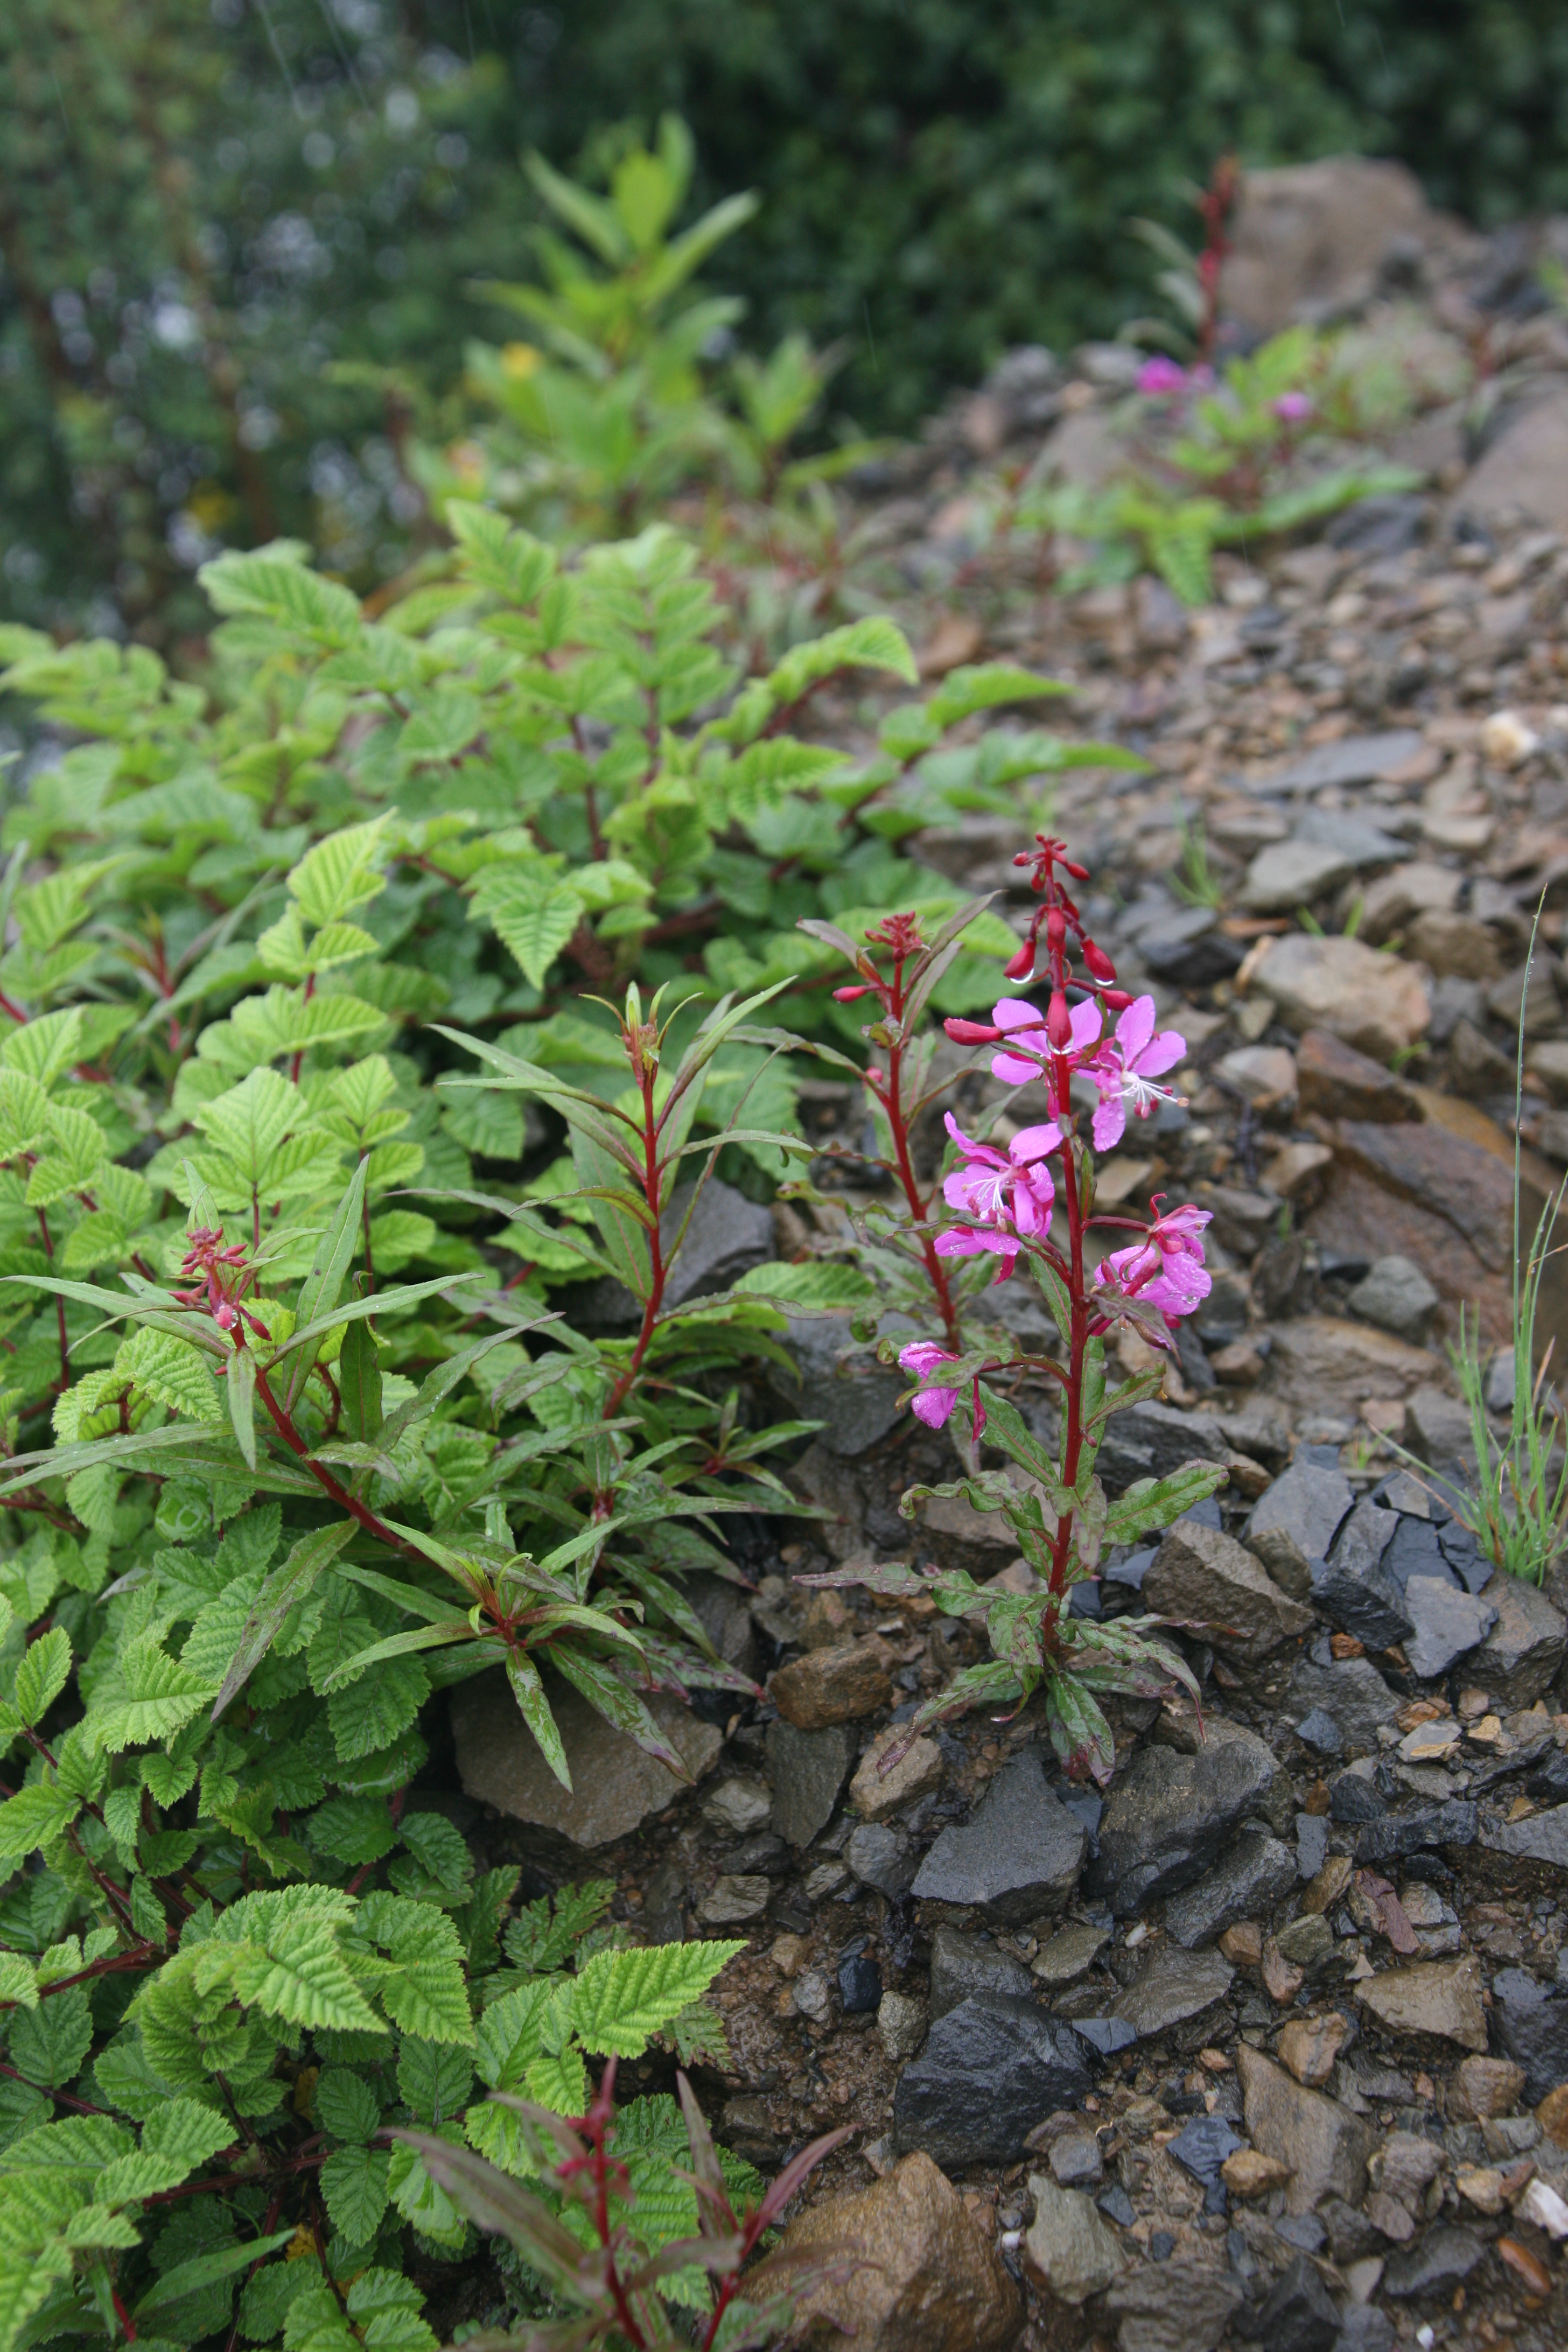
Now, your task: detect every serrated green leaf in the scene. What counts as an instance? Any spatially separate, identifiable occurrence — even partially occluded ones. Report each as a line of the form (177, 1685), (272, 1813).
(568, 1941), (743, 2058)
(12, 1627), (71, 1729)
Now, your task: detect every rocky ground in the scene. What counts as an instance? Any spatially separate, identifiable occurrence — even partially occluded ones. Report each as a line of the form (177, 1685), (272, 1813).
(443, 160), (1568, 2352)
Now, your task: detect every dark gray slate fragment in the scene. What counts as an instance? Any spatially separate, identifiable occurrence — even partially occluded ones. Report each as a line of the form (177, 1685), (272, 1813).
(928, 1924), (1033, 2022)
(1473, 1573), (1567, 1706)
(1329, 1773), (1385, 1824)
(1403, 1575), (1497, 1679)
(1165, 1833), (1298, 1949)
(1247, 1459), (1354, 1591)
(1074, 2016), (1138, 2057)
(1489, 1965), (1568, 2102)
(1354, 1800), (1478, 1866)
(891, 1993), (1091, 2167)
(1297, 1813), (1331, 1881)
(1088, 1726), (1290, 1917)
(1381, 2227), (1487, 2299)
(1438, 1520), (1492, 1593)
(1262, 730), (1425, 795)
(1246, 2255), (1341, 2352)
(1482, 1801), (1568, 1875)
(1383, 1514), (1459, 1592)
(1137, 907), (1245, 986)
(846, 1820), (916, 1897)
(1311, 1501), (1412, 1650)
(912, 1748), (1085, 1924)
(1168, 2114), (1242, 2186)
(765, 1720), (856, 1847)
(1112, 1945), (1234, 2039)
(1295, 1706), (1345, 1756)
(1094, 1399), (1230, 1493)
(1287, 1653), (1398, 1756)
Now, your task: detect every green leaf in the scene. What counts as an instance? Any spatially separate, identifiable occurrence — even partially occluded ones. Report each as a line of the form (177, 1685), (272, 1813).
(924, 662), (1071, 728)
(212, 1520), (355, 1720)
(135, 2231), (295, 2318)
(284, 1157), (369, 1410)
(1103, 1460), (1229, 1542)
(479, 877), (586, 990)
(226, 1343), (258, 1470)
(338, 1316), (383, 1443)
(199, 548), (362, 647)
(568, 1941), (744, 2058)
(502, 1649), (571, 1790)
(320, 2146), (390, 2246)
(12, 1627), (71, 1728)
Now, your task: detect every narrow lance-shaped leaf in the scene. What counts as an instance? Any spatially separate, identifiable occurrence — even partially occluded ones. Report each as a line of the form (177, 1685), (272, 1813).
(212, 1520), (355, 1720)
(283, 1155), (367, 1412)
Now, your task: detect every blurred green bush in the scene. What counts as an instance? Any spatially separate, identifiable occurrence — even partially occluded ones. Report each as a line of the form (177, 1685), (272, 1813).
(3, 0), (1567, 636)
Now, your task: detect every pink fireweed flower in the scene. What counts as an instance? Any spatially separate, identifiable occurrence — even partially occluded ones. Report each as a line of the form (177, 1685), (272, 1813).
(1137, 355), (1189, 396)
(941, 1113), (1063, 1236)
(1273, 389), (1312, 422)
(1093, 1236), (1211, 1329)
(990, 995), (1102, 1087)
(898, 1341), (963, 1429)
(1146, 1195), (1212, 1266)
(1082, 994), (1186, 1150)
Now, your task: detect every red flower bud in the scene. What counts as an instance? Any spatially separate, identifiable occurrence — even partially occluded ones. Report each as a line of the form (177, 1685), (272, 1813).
(833, 984), (873, 1001)
(1003, 940), (1035, 980)
(1046, 990), (1073, 1049)
(1100, 987), (1134, 1011)
(944, 1018), (1002, 1044)
(1081, 938), (1117, 983)
(1063, 859), (1089, 881)
(1045, 907), (1067, 953)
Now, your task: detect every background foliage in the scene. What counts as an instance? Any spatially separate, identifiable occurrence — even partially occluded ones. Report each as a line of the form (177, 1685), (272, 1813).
(4, 0), (1568, 636)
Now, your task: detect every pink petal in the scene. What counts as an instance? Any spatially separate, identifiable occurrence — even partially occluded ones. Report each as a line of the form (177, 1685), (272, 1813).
(1009, 1121), (1063, 1164)
(1091, 1094), (1126, 1152)
(1132, 1030), (1186, 1080)
(910, 1387), (957, 1429)
(1068, 997), (1103, 1054)
(992, 998), (1047, 1033)
(990, 1049), (1044, 1086)
(943, 1110), (984, 1155)
(1115, 995), (1156, 1060)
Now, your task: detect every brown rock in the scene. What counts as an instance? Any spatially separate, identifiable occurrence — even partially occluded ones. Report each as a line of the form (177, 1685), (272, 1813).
(1357, 862), (1462, 948)
(1263, 1317), (1441, 1417)
(1219, 1921), (1264, 1967)
(850, 1727), (944, 1822)
(1142, 1520), (1314, 1662)
(1356, 1955), (1488, 2051)
(1300, 1854), (1354, 1916)
(1454, 384), (1568, 536)
(1105, 2257), (1244, 2352)
(1222, 155), (1439, 335)
(1235, 2042), (1375, 2215)
(450, 1671), (720, 1849)
(1262, 1939), (1305, 2006)
(785, 2150), (1024, 2352)
(1264, 1139), (1334, 1202)
(1245, 933), (1430, 1061)
(1221, 2147), (1294, 2199)
(771, 1637), (894, 1730)
(1297, 1027), (1422, 1123)
(1333, 1112), (1542, 1278)
(1277, 2011), (1352, 2087)
(1366, 2188), (1417, 2242)
(1406, 909), (1503, 982)
(1537, 2083), (1568, 2147)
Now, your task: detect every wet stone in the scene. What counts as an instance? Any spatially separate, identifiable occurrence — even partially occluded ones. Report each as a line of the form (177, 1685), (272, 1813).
(1089, 1724), (1292, 1916)
(1345, 1254), (1440, 1344)
(1381, 2225), (1487, 2299)
(1354, 1799), (1478, 1865)
(929, 1924), (1034, 2022)
(1297, 1812), (1331, 1880)
(1167, 2112), (1242, 2186)
(912, 1748), (1086, 1925)
(1165, 1832), (1298, 1949)
(1247, 1457), (1354, 1599)
(1031, 1920), (1109, 1989)
(1236, 2042), (1376, 2215)
(1295, 1707), (1344, 1756)
(1142, 1519), (1315, 1661)
(1356, 1954), (1488, 2050)
(838, 1950), (882, 2012)
(1489, 1965), (1568, 2102)
(1024, 2174), (1124, 2304)
(1383, 1513), (1458, 1591)
(1473, 1574), (1567, 1706)
(1403, 1574), (1497, 1678)
(1104, 2258), (1243, 2352)
(769, 1635), (893, 1729)
(1047, 2129), (1104, 2187)
(1287, 1651), (1398, 1755)
(765, 1719), (856, 1847)
(891, 1993), (1092, 2169)
(846, 1819), (916, 1898)
(1311, 1500), (1413, 1651)
(1248, 2255), (1341, 2352)
(784, 2150), (1024, 2352)
(450, 1674), (722, 1850)
(1112, 1944), (1235, 2040)
(1329, 1770), (1387, 1824)
(877, 1989), (928, 2062)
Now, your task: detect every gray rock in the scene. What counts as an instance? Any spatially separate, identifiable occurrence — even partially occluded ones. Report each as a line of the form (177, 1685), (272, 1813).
(1297, 1812), (1331, 1879)
(891, 1993), (1091, 2168)
(1166, 2113), (1241, 2186)
(1311, 1501), (1413, 1651)
(1354, 1799), (1478, 1865)
(1093, 1399), (1231, 1492)
(702, 1776), (774, 1837)
(1136, 907), (1245, 989)
(876, 1989), (928, 2062)
(1048, 2130), (1104, 2187)
(1287, 1652), (1398, 1755)
(1295, 1706), (1345, 1756)
(1294, 805), (1406, 869)
(698, 1873), (772, 1924)
(1381, 2227), (1486, 2299)
(1261, 729), (1426, 796)
(1104, 2258), (1244, 2352)
(1345, 1255), (1440, 1345)
(1242, 837), (1356, 914)
(1236, 2043), (1375, 2215)
(1024, 2175), (1124, 2304)
(1329, 1772), (1386, 1824)
(1383, 1512), (1458, 1591)
(928, 1925), (1034, 2022)
(1405, 1384), (1476, 1469)
(846, 1819), (916, 1898)
(1481, 1801), (1568, 1880)
(766, 1720), (856, 1847)
(1112, 1944), (1235, 2039)
(1473, 1574), (1567, 1706)
(1089, 1724), (1293, 1916)
(450, 1672), (722, 1850)
(1403, 1574), (1497, 1678)
(912, 1749), (1085, 1925)
(1248, 1459), (1355, 1599)
(1489, 1965), (1568, 2102)
(1249, 2256), (1341, 2352)
(1143, 1520), (1315, 1661)
(589, 1178), (771, 1324)
(1165, 1833), (1298, 1948)
(1031, 1920), (1109, 1990)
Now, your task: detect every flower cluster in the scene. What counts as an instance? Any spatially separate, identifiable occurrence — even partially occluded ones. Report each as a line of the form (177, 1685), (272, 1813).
(172, 1227), (271, 1341)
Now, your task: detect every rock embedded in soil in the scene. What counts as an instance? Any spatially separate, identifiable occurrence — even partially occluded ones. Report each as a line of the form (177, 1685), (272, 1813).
(1103, 2258), (1244, 2352)
(1380, 2225), (1487, 2299)
(1248, 2255), (1342, 2352)
(1488, 1964), (1568, 2101)
(1356, 1953), (1488, 2050)
(1164, 1832), (1298, 1949)
(1241, 836), (1357, 912)
(769, 1635), (894, 1728)
(1345, 1254), (1440, 1344)
(1111, 1944), (1234, 2040)
(1473, 1574), (1567, 1706)
(766, 1719), (856, 1847)
(1287, 1651), (1398, 1755)
(1296, 1027), (1422, 1123)
(891, 1993), (1092, 2169)
(1354, 1798), (1477, 1866)
(1245, 932), (1430, 1060)
(1311, 1501), (1415, 1652)
(849, 1726), (944, 1821)
(911, 1748), (1085, 1925)
(1089, 1722), (1292, 1915)
(1479, 1799), (1568, 1881)
(1277, 2011), (1352, 2086)
(929, 1924), (1034, 2021)
(1030, 1920), (1108, 1988)
(1263, 1317), (1440, 1419)
(877, 1989), (928, 2061)
(449, 1671), (722, 1847)
(1448, 2054), (1526, 2120)
(1142, 1520), (1315, 1661)
(698, 1873), (773, 1925)
(846, 1819), (917, 1898)
(1235, 2042), (1375, 2216)
(1023, 2175), (1124, 2304)
(702, 1776), (774, 1836)
(783, 2148), (1025, 2352)
(1093, 1398), (1231, 1489)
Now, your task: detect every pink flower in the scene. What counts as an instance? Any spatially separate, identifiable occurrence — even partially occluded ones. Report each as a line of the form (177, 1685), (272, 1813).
(990, 995), (1102, 1087)
(1082, 995), (1186, 1150)
(935, 1222), (1019, 1280)
(1146, 1196), (1211, 1266)
(942, 1114), (1062, 1237)
(1137, 356), (1189, 396)
(1094, 1239), (1210, 1329)
(897, 1342), (966, 1430)
(1273, 390), (1312, 422)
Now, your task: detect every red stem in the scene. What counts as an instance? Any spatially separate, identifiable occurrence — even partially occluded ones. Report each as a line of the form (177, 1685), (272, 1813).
(878, 946), (962, 1353)
(604, 1054), (666, 1420)
(253, 1363), (413, 1557)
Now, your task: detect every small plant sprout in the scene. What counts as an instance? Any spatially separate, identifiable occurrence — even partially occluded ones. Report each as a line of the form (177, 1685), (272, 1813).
(801, 834), (1226, 1787)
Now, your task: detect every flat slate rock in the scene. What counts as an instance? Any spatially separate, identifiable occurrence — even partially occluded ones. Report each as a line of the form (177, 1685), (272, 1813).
(1286, 1651), (1398, 1756)
(928, 1924), (1034, 2023)
(912, 1748), (1085, 1924)
(1354, 1799), (1478, 1865)
(1256, 730), (1426, 795)
(1488, 1964), (1568, 2102)
(1112, 1944), (1235, 2039)
(891, 1993), (1092, 2168)
(1089, 1724), (1291, 1916)
(1165, 1832), (1298, 1949)
(450, 1671), (721, 1849)
(1402, 1574), (1497, 1678)
(1311, 1500), (1413, 1651)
